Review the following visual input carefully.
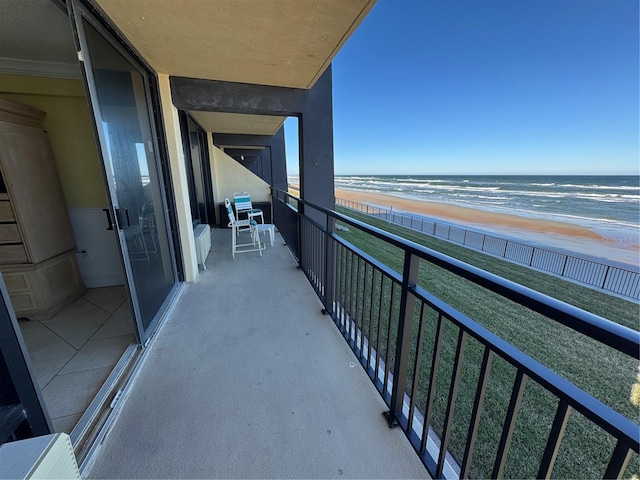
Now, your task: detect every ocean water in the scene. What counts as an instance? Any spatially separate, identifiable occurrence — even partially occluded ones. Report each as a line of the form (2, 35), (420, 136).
(323, 175), (639, 249)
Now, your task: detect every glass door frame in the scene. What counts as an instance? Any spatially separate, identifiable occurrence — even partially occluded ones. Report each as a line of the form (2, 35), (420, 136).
(0, 275), (52, 442)
(179, 112), (216, 227)
(67, 0), (182, 344)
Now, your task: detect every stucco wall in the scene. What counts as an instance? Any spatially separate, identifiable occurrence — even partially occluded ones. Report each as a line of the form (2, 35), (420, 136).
(0, 74), (107, 208)
(156, 74), (198, 282)
(211, 146), (270, 208)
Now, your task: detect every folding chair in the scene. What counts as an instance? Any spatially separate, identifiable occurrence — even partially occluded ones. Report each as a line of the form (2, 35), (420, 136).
(233, 192), (264, 230)
(225, 198), (265, 258)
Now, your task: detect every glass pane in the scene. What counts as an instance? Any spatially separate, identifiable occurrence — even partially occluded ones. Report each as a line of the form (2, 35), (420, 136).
(83, 20), (175, 331)
(189, 122), (206, 222)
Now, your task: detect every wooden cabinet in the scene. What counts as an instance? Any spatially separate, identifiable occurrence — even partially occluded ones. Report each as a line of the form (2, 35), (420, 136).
(0, 99), (85, 320)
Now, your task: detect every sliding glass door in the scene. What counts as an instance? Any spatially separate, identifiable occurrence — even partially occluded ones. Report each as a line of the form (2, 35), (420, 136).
(179, 113), (216, 226)
(69, 2), (179, 342)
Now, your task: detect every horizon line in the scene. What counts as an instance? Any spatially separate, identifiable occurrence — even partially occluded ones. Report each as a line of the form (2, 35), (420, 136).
(287, 173), (640, 177)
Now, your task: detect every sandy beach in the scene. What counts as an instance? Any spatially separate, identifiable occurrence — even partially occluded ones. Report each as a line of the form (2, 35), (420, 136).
(336, 188), (603, 240)
(327, 188), (638, 267)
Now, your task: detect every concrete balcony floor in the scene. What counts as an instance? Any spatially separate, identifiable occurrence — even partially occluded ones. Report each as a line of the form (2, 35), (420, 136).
(86, 227), (428, 479)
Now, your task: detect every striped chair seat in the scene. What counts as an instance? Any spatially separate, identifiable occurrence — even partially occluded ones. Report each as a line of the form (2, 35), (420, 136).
(225, 198), (264, 258)
(233, 192), (264, 227)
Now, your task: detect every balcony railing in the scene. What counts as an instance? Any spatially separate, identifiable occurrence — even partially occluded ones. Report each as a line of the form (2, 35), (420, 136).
(272, 188), (640, 479)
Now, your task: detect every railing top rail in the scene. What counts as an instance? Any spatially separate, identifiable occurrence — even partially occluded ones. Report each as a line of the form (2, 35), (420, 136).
(273, 187), (640, 359)
(413, 283), (640, 447)
(333, 234), (403, 285)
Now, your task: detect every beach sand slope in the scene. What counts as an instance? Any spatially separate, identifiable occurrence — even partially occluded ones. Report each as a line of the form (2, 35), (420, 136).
(334, 188), (638, 268)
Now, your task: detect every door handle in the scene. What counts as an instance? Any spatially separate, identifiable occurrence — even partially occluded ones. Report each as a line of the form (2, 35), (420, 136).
(114, 208), (131, 229)
(103, 208), (114, 230)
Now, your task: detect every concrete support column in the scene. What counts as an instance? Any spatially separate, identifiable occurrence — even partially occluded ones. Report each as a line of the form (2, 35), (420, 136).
(157, 74), (198, 282)
(270, 126), (288, 194)
(300, 65), (334, 222)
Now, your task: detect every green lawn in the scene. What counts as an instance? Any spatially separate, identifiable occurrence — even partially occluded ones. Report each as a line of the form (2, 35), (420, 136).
(332, 206), (639, 479)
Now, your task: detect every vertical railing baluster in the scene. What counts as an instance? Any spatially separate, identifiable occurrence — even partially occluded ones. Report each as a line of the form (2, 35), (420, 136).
(384, 251), (420, 428)
(340, 247), (349, 334)
(305, 220), (318, 276)
(348, 251), (356, 343)
(383, 281), (397, 402)
(460, 347), (493, 479)
(324, 217), (335, 313)
(436, 329), (468, 478)
(355, 260), (364, 357)
(318, 226), (322, 289)
(308, 221), (312, 280)
(314, 223), (319, 287)
(537, 401), (572, 479)
(321, 228), (326, 294)
(603, 440), (633, 480)
(295, 207), (302, 265)
(408, 302), (427, 433)
(308, 220), (313, 275)
(301, 219), (306, 270)
(354, 256), (362, 349)
(338, 247), (346, 332)
(601, 265), (611, 289)
(343, 249), (351, 335)
(334, 243), (342, 322)
(492, 370), (528, 479)
(302, 217), (315, 276)
(374, 274), (385, 388)
(366, 267), (376, 373)
(359, 262), (369, 358)
(420, 313), (445, 455)
(347, 250), (354, 336)
(307, 220), (311, 277)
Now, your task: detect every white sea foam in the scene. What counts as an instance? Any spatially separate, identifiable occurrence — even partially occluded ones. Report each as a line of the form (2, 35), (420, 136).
(556, 184), (639, 191)
(332, 176), (639, 242)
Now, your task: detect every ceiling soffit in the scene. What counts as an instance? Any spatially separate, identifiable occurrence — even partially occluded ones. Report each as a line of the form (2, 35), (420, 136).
(0, 0), (80, 78)
(191, 112), (285, 137)
(93, 0), (375, 89)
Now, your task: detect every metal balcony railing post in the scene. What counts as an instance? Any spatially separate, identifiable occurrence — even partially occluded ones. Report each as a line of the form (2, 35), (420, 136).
(295, 204), (303, 266)
(323, 215), (335, 315)
(603, 440), (633, 479)
(384, 250), (420, 428)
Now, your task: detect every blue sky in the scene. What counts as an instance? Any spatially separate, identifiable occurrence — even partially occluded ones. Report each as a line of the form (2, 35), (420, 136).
(286, 0), (639, 176)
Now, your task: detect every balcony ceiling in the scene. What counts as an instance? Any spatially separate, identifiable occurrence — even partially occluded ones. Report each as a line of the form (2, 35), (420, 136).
(0, 0), (374, 137)
(95, 0), (375, 89)
(0, 0), (80, 78)
(191, 112), (285, 137)
(95, 0), (375, 137)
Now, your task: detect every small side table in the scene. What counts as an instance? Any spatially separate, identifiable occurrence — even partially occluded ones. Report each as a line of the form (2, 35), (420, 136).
(255, 224), (275, 247)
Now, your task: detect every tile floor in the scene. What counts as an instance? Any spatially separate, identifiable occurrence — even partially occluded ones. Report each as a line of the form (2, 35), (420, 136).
(18, 286), (136, 434)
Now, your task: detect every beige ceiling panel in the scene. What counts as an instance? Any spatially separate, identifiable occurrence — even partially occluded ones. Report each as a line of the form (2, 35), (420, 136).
(94, 0), (375, 88)
(191, 111), (285, 136)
